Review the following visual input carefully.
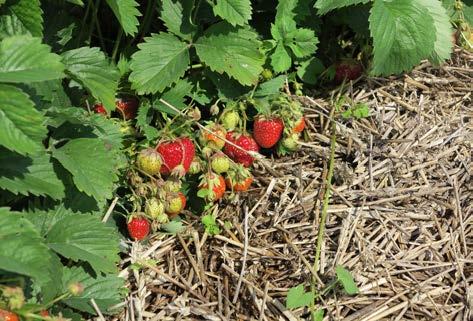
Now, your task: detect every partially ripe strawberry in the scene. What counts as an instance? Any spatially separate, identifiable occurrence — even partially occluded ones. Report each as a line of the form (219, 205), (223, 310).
(145, 198), (165, 220)
(292, 117), (305, 133)
(253, 116), (284, 148)
(165, 192), (186, 218)
(199, 173), (226, 201)
(127, 215), (150, 241)
(93, 103), (107, 115)
(200, 123), (227, 150)
(0, 309), (19, 321)
(224, 132), (260, 167)
(334, 61), (363, 83)
(116, 97), (139, 120)
(221, 110), (240, 131)
(225, 175), (253, 192)
(211, 153), (230, 174)
(157, 137), (195, 176)
(40, 310), (49, 317)
(137, 148), (162, 176)
(67, 282), (84, 296)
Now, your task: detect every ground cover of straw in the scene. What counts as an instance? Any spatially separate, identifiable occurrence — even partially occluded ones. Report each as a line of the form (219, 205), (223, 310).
(112, 49), (472, 321)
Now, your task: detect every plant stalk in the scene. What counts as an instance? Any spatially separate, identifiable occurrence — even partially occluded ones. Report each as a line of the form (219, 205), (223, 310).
(310, 120), (337, 320)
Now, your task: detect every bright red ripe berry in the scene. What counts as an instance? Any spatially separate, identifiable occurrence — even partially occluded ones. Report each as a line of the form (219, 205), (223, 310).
(334, 61), (363, 84)
(253, 116), (284, 148)
(223, 132), (259, 167)
(157, 137), (195, 176)
(93, 103), (107, 115)
(127, 216), (150, 241)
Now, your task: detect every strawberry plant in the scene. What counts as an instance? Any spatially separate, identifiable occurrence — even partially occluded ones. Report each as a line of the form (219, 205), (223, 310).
(0, 0), (470, 319)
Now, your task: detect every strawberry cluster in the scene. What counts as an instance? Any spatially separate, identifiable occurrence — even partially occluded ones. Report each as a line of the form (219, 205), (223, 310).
(92, 93), (305, 242)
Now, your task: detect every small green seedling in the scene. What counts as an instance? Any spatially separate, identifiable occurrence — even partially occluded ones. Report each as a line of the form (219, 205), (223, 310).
(201, 214), (221, 235)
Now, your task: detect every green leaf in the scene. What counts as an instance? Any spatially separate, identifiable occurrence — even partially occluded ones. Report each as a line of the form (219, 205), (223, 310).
(154, 79), (193, 115)
(195, 23), (264, 86)
(286, 284), (314, 309)
(369, 0), (436, 75)
(46, 214), (120, 273)
(297, 57), (324, 84)
(61, 47), (119, 113)
(312, 310), (324, 321)
(201, 214), (221, 235)
(25, 206), (75, 237)
(0, 0), (43, 39)
(336, 265), (359, 295)
(285, 28), (318, 58)
(129, 33), (189, 95)
(464, 1), (473, 25)
(30, 80), (71, 108)
(62, 265), (125, 314)
(0, 36), (64, 82)
(270, 42), (292, 73)
(315, 0), (370, 15)
(273, 0), (298, 38)
(0, 208), (59, 293)
(161, 219), (185, 234)
(0, 148), (65, 199)
(254, 75), (286, 98)
(0, 84), (47, 155)
(213, 0), (252, 26)
(52, 138), (118, 202)
(206, 70), (251, 99)
(135, 101), (159, 140)
(66, 0), (84, 5)
(160, 0), (197, 40)
(417, 0), (453, 65)
(56, 23), (75, 46)
(105, 0), (141, 36)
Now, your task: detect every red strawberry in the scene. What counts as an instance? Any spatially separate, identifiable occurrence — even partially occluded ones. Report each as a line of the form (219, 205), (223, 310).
(165, 192), (186, 218)
(93, 103), (107, 115)
(0, 310), (19, 321)
(199, 173), (226, 201)
(116, 97), (139, 120)
(224, 132), (259, 167)
(127, 215), (150, 241)
(334, 61), (363, 84)
(292, 117), (305, 133)
(157, 137), (195, 176)
(253, 116), (284, 148)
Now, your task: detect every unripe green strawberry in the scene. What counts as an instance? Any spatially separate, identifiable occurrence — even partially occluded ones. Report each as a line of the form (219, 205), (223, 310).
(188, 157), (203, 174)
(137, 148), (162, 176)
(211, 153), (230, 174)
(282, 134), (300, 151)
(68, 282), (84, 296)
(163, 179), (181, 193)
(261, 69), (273, 80)
(145, 198), (165, 219)
(221, 110), (240, 131)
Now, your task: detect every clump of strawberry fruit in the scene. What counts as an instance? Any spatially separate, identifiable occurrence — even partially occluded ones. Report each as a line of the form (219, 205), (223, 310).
(198, 173), (226, 201)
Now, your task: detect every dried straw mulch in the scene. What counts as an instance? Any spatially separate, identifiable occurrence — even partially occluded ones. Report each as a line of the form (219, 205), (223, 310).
(112, 49), (472, 321)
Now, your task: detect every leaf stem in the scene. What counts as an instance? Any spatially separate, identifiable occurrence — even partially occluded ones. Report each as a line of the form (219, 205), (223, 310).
(111, 28), (123, 62)
(310, 120), (337, 320)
